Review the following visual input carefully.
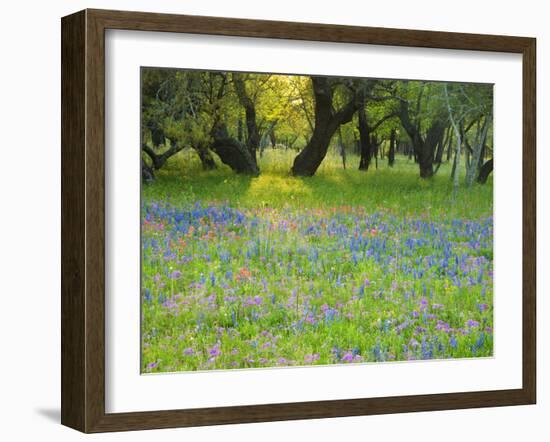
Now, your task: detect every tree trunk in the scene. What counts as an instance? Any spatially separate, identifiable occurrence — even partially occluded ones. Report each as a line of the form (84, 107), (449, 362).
(141, 158), (154, 183)
(142, 140), (184, 171)
(233, 74), (259, 168)
(388, 128), (396, 167)
(450, 126), (461, 190)
(358, 106), (373, 171)
(398, 98), (444, 178)
(444, 84), (462, 191)
(446, 130), (454, 162)
(211, 123), (259, 175)
(433, 129), (447, 175)
(435, 128), (447, 164)
(477, 159), (493, 184)
(269, 130), (276, 148)
(418, 153), (434, 178)
(196, 143), (217, 170)
(292, 128), (337, 176)
(291, 77), (359, 176)
(237, 117), (244, 142)
(373, 135), (379, 169)
(466, 115), (491, 186)
(259, 120), (277, 157)
(338, 127), (346, 170)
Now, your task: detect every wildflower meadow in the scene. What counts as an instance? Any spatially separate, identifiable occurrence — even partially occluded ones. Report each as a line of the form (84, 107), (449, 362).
(141, 151), (493, 373)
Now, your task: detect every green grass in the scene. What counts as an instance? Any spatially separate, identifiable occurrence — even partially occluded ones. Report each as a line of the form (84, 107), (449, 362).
(141, 148), (493, 372)
(144, 148), (492, 219)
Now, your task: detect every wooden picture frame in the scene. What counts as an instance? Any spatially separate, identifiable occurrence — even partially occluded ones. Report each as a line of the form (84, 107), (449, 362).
(61, 8), (536, 433)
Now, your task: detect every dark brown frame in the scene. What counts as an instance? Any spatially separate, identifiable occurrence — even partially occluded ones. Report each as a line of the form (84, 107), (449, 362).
(61, 8), (536, 433)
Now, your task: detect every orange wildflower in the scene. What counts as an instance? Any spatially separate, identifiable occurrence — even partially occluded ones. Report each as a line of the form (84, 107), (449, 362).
(239, 267), (251, 279)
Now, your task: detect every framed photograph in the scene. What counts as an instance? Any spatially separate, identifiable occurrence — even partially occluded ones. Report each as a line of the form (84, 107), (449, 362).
(61, 9), (536, 433)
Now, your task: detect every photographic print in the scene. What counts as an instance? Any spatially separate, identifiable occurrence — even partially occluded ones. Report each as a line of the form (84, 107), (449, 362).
(140, 68), (494, 373)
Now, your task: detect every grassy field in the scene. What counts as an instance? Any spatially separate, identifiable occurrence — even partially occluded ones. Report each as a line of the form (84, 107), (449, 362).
(141, 149), (493, 372)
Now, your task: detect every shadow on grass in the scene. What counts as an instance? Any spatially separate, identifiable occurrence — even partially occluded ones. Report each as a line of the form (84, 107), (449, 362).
(143, 151), (493, 218)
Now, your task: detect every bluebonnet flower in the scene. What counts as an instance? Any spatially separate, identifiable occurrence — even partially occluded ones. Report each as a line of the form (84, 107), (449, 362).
(341, 352), (354, 362)
(170, 270), (182, 279)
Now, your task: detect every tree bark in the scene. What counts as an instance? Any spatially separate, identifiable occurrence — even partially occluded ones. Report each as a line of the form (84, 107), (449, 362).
(388, 128), (396, 167)
(435, 127), (448, 164)
(291, 77), (359, 176)
(447, 117), (461, 190)
(237, 117), (244, 142)
(337, 127), (346, 169)
(398, 98), (445, 178)
(141, 158), (154, 183)
(196, 143), (217, 170)
(210, 123), (259, 175)
(373, 135), (379, 169)
(358, 106), (373, 171)
(358, 106), (396, 171)
(233, 74), (259, 168)
(466, 115), (491, 186)
(477, 159), (493, 184)
(419, 121), (445, 178)
(259, 120), (278, 157)
(142, 140), (184, 171)
(446, 130), (454, 162)
(432, 127), (448, 174)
